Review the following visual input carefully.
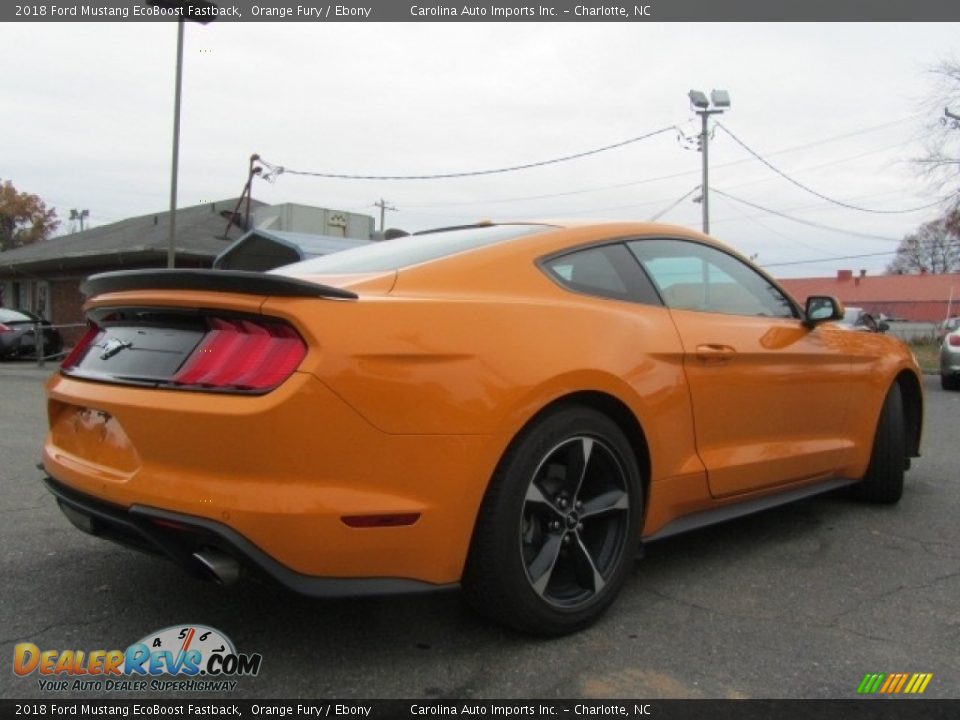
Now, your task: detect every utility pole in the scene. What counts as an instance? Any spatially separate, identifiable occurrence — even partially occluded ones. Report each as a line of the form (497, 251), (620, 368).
(69, 209), (89, 232)
(167, 17), (185, 268)
(374, 198), (397, 232)
(688, 89), (730, 235)
(148, 0), (219, 267)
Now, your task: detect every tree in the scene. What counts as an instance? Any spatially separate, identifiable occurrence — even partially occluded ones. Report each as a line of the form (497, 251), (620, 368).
(918, 60), (960, 232)
(0, 180), (59, 252)
(887, 218), (960, 274)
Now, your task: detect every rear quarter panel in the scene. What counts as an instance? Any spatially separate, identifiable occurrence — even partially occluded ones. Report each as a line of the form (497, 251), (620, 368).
(261, 279), (707, 525)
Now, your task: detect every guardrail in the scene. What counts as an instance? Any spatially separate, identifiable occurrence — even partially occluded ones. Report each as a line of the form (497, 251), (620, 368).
(32, 322), (87, 369)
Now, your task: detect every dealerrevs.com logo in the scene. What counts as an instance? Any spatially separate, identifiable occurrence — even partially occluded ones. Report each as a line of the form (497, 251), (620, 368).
(13, 625), (262, 693)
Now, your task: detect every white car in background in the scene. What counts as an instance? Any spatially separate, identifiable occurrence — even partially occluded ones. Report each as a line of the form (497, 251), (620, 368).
(835, 306), (888, 333)
(941, 327), (960, 391)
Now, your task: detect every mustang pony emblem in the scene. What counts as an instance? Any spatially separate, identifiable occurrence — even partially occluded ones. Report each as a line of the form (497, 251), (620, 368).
(98, 338), (133, 360)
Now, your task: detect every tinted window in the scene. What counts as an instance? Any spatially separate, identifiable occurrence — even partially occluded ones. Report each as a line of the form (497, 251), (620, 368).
(543, 243), (662, 305)
(628, 239), (795, 318)
(275, 224), (551, 274)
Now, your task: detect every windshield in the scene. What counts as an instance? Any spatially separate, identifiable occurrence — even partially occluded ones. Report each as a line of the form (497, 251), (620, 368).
(274, 224), (552, 275)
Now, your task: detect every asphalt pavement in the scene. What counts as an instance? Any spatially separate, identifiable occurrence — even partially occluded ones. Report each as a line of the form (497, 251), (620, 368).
(1, 363), (958, 700)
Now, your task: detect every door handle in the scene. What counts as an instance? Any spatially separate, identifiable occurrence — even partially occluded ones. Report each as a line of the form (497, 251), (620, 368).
(695, 344), (737, 363)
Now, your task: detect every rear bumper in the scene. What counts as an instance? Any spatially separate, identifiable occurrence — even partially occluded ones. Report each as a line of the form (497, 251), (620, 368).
(43, 475), (454, 597)
(941, 351), (960, 376)
(43, 371), (498, 583)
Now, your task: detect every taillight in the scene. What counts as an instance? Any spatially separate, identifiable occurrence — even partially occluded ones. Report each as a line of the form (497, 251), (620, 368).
(172, 317), (306, 391)
(0, 323), (11, 333)
(60, 324), (101, 369)
(949, 335), (960, 347)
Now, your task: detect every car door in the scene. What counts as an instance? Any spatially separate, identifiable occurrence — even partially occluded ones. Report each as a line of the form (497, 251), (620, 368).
(628, 238), (856, 498)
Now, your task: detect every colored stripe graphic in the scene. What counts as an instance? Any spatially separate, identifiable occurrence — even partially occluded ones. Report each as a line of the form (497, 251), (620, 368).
(858, 673), (932, 694)
(857, 673), (885, 694)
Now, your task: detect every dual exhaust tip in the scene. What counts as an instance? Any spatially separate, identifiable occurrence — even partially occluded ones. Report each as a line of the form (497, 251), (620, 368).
(192, 548), (241, 585)
(54, 493), (242, 587)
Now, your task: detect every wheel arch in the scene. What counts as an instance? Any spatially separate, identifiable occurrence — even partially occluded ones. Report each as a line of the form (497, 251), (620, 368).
(492, 389), (652, 520)
(894, 369), (923, 458)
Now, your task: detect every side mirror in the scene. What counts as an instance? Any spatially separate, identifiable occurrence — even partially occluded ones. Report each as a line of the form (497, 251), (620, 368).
(804, 295), (844, 328)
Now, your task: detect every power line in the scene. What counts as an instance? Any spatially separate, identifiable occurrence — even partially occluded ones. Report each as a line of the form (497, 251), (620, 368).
(709, 187), (938, 230)
(648, 186), (701, 221)
(716, 122), (953, 214)
(712, 189), (906, 243)
(711, 192), (850, 258)
(399, 115), (924, 209)
(400, 167), (699, 208)
(763, 251), (899, 268)
(259, 126), (679, 181)
(716, 138), (919, 194)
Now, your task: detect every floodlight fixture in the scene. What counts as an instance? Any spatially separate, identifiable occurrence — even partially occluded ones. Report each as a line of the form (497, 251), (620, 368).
(688, 90), (710, 109)
(710, 89), (731, 108)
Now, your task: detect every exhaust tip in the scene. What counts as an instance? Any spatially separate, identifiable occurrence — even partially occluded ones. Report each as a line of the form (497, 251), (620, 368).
(192, 548), (241, 585)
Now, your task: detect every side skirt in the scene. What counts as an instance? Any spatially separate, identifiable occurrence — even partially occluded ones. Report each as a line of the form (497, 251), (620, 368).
(643, 477), (858, 544)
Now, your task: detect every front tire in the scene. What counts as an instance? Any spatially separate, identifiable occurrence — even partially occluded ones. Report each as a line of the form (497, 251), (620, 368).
(849, 382), (905, 504)
(462, 406), (643, 636)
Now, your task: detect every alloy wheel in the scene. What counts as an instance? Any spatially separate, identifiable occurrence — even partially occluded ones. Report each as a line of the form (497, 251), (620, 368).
(519, 436), (631, 608)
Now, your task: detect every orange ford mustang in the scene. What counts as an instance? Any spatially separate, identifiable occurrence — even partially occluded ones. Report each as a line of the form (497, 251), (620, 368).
(42, 221), (923, 635)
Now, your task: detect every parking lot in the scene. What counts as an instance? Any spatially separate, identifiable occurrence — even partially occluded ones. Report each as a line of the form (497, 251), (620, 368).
(1, 364), (958, 700)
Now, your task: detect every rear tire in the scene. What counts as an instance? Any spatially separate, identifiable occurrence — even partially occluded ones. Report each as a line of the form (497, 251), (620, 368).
(849, 382), (905, 504)
(942, 374), (959, 391)
(462, 406), (643, 636)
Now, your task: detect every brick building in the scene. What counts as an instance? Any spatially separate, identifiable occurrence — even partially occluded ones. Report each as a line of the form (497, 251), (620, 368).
(778, 269), (960, 322)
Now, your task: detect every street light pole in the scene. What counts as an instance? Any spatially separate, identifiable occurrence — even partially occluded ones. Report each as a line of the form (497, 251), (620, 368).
(688, 89), (730, 235)
(168, 18), (185, 268)
(149, 0), (218, 268)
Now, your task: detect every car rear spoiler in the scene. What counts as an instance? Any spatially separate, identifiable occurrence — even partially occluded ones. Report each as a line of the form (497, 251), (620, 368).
(80, 269), (358, 300)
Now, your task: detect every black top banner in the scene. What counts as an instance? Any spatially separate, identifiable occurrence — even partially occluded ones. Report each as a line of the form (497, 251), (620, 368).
(0, 700), (959, 720)
(2, 0), (959, 22)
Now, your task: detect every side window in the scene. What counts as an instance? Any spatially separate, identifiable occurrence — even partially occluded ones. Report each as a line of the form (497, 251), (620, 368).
(628, 239), (795, 318)
(542, 243), (662, 305)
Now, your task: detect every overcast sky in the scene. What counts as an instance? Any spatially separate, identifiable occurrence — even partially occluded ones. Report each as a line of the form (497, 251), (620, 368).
(1, 21), (956, 277)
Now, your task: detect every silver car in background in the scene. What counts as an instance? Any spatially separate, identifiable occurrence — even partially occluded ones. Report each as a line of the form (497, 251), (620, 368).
(941, 328), (960, 391)
(938, 316), (960, 343)
(0, 308), (63, 360)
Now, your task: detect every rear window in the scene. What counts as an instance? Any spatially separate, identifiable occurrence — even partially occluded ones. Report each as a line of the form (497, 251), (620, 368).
(274, 224), (551, 275)
(542, 243), (662, 305)
(0, 309), (32, 323)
